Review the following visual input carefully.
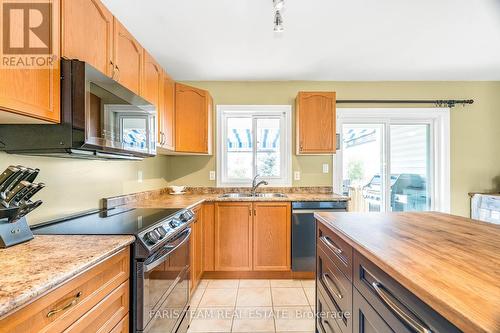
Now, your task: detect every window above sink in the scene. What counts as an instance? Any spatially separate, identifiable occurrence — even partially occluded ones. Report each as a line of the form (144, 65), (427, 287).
(216, 105), (292, 187)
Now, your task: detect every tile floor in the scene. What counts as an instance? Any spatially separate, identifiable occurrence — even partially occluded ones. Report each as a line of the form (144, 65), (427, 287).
(188, 279), (316, 333)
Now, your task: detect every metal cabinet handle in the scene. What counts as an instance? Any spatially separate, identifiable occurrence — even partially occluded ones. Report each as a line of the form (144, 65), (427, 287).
(47, 291), (82, 318)
(323, 320), (336, 333)
(322, 273), (343, 300)
(115, 65), (120, 81)
(320, 236), (343, 255)
(110, 60), (115, 79)
(372, 282), (432, 333)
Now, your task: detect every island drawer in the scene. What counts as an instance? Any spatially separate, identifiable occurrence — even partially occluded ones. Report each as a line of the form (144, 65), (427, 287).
(317, 246), (352, 333)
(0, 247), (130, 333)
(317, 221), (353, 281)
(316, 287), (342, 333)
(353, 251), (461, 333)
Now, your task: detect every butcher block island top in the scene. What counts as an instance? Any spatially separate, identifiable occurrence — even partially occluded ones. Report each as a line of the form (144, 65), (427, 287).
(0, 235), (134, 319)
(314, 211), (500, 333)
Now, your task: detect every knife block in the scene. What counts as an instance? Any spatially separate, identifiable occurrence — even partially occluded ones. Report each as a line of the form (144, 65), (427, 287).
(0, 208), (34, 248)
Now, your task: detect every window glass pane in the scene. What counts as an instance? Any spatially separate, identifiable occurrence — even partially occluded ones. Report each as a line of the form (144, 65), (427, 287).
(342, 124), (384, 212)
(256, 118), (280, 177)
(390, 124), (431, 212)
(226, 117), (253, 179)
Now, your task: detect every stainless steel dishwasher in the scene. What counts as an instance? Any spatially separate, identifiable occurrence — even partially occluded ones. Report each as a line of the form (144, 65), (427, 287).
(291, 201), (348, 272)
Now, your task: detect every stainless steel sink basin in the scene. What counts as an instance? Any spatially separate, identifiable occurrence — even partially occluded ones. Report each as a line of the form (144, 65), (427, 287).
(254, 193), (288, 198)
(218, 192), (287, 198)
(219, 193), (253, 198)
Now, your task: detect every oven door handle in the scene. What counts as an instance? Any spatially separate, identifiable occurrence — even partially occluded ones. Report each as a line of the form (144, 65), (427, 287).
(144, 227), (192, 273)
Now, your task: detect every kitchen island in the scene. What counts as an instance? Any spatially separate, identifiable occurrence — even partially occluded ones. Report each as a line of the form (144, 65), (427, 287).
(314, 212), (500, 333)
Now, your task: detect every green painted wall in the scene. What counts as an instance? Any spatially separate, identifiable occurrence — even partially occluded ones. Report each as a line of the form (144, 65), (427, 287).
(166, 81), (500, 217)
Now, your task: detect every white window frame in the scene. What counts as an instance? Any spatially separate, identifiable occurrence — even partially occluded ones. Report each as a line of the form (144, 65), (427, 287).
(334, 108), (450, 212)
(216, 105), (292, 187)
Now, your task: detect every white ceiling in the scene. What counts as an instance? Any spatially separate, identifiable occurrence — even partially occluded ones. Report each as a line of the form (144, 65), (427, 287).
(102, 0), (500, 81)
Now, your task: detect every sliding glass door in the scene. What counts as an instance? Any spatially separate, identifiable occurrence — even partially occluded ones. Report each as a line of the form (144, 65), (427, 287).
(335, 109), (450, 213)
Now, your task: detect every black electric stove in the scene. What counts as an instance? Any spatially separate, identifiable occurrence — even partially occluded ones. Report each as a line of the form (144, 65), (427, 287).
(33, 206), (194, 333)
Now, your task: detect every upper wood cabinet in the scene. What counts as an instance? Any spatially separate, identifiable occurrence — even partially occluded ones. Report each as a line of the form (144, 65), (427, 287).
(214, 202), (253, 271)
(142, 51), (163, 145)
(296, 91), (336, 154)
(61, 0), (113, 77)
(253, 202), (291, 271)
(159, 74), (176, 151)
(175, 83), (212, 154)
(113, 19), (143, 96)
(0, 0), (60, 124)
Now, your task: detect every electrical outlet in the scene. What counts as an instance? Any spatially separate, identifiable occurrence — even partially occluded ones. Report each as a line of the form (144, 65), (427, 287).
(322, 164), (329, 173)
(209, 171), (216, 181)
(137, 170), (143, 183)
(294, 171), (301, 181)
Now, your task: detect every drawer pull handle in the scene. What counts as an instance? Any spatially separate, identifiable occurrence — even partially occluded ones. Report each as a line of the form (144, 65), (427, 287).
(320, 236), (343, 255)
(47, 291), (82, 318)
(322, 273), (343, 300)
(372, 282), (432, 333)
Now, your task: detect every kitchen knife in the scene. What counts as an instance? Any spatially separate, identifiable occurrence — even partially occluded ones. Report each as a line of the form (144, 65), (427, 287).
(1, 180), (31, 208)
(18, 183), (45, 204)
(10, 200), (43, 223)
(0, 166), (19, 186)
(0, 167), (25, 198)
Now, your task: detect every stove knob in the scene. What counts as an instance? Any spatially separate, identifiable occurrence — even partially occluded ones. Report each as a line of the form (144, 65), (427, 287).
(169, 218), (180, 228)
(144, 231), (159, 245)
(156, 226), (167, 238)
(178, 213), (187, 222)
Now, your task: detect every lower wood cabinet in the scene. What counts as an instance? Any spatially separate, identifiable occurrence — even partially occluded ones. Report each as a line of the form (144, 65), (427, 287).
(253, 202), (291, 271)
(214, 202), (253, 271)
(213, 201), (291, 272)
(0, 247), (130, 333)
(190, 205), (203, 293)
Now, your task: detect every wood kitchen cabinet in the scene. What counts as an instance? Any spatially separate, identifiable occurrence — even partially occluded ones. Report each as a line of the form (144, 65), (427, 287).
(214, 202), (253, 271)
(202, 203), (215, 271)
(61, 0), (114, 77)
(175, 83), (212, 154)
(190, 205), (203, 293)
(113, 19), (143, 96)
(0, 0), (60, 124)
(158, 73), (176, 150)
(0, 247), (130, 333)
(296, 91), (336, 154)
(253, 202), (291, 271)
(142, 51), (163, 145)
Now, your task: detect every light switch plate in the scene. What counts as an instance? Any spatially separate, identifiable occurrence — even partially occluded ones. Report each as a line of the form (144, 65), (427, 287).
(322, 164), (329, 173)
(294, 171), (301, 181)
(209, 171), (216, 181)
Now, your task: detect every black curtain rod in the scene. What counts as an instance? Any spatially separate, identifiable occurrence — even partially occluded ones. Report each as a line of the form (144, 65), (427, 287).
(336, 99), (474, 108)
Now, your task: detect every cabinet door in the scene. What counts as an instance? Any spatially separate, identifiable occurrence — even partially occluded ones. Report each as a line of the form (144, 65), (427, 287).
(214, 202), (252, 271)
(296, 92), (336, 154)
(202, 203), (215, 271)
(175, 83), (212, 154)
(113, 19), (143, 95)
(0, 0), (60, 124)
(190, 206), (203, 293)
(142, 51), (163, 144)
(161, 74), (176, 150)
(253, 202), (291, 271)
(61, 0), (113, 77)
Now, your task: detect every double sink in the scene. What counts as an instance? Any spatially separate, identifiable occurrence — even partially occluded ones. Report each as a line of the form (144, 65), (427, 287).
(219, 193), (288, 198)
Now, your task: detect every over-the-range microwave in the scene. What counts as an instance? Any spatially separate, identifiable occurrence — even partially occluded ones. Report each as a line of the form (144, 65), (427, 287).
(0, 59), (156, 160)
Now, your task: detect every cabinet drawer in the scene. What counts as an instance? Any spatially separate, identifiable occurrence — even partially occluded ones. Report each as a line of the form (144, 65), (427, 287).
(353, 251), (460, 333)
(317, 247), (352, 333)
(317, 222), (353, 281)
(0, 247), (130, 333)
(109, 314), (129, 333)
(316, 287), (342, 333)
(64, 281), (129, 333)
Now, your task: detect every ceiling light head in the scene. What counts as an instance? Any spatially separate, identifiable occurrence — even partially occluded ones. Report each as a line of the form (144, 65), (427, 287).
(273, 0), (285, 10)
(274, 10), (284, 33)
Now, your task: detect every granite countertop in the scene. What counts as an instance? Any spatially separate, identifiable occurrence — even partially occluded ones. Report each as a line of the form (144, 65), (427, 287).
(129, 192), (350, 209)
(0, 235), (135, 319)
(314, 211), (500, 333)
